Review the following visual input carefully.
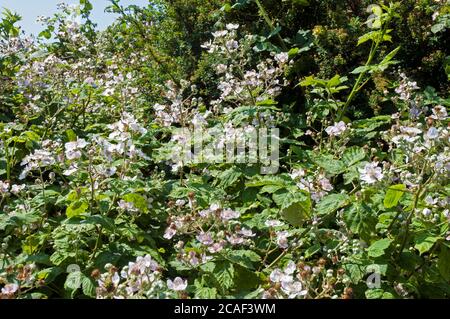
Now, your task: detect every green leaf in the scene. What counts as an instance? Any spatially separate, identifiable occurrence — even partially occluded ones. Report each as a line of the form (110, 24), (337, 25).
(327, 74), (343, 87)
(414, 233), (440, 255)
(380, 46), (400, 66)
(288, 47), (299, 58)
(38, 29), (52, 39)
(82, 215), (115, 231)
(67, 190), (81, 202)
(300, 75), (326, 87)
(368, 238), (392, 258)
(398, 252), (423, 272)
(22, 130), (41, 142)
(32, 189), (61, 207)
(431, 22), (445, 34)
(357, 30), (392, 46)
(444, 56), (450, 80)
(37, 267), (64, 284)
(216, 167), (242, 188)
(253, 41), (280, 53)
(221, 4), (232, 12)
(316, 193), (350, 216)
(280, 200), (311, 227)
(0, 210), (41, 230)
(313, 154), (345, 175)
(343, 167), (360, 185)
(304, 243), (321, 258)
(365, 289), (395, 299)
(273, 190), (311, 226)
(350, 65), (373, 74)
(267, 26), (282, 39)
(343, 204), (377, 242)
(195, 286), (218, 299)
(66, 201), (89, 219)
(256, 98), (277, 106)
(66, 129), (77, 142)
(49, 251), (69, 266)
(64, 271), (83, 291)
(383, 184), (406, 208)
(26, 253), (52, 266)
(343, 263), (365, 283)
(357, 31), (378, 46)
(245, 174), (292, 188)
(342, 147), (366, 167)
(226, 250), (261, 269)
(234, 266), (260, 290)
(438, 244), (450, 281)
(122, 193), (148, 213)
(260, 184), (284, 194)
(82, 277), (96, 297)
(22, 234), (41, 254)
(213, 261), (235, 290)
(292, 0), (309, 6)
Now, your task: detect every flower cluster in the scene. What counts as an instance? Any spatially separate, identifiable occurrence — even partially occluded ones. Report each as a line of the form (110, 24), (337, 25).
(164, 202), (257, 267)
(96, 255), (190, 299)
(325, 121), (348, 137)
(264, 261), (307, 299)
(0, 263), (38, 299)
(0, 36), (34, 57)
(202, 25), (290, 110)
(19, 140), (61, 180)
(290, 168), (334, 202)
(359, 162), (384, 184)
(96, 255), (165, 299)
(1, 0), (449, 300)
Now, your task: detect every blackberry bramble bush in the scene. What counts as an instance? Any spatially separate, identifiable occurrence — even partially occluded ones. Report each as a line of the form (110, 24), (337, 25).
(0, 0), (449, 299)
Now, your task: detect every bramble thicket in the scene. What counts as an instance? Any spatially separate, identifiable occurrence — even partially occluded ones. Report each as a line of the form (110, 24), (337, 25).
(0, 0), (449, 299)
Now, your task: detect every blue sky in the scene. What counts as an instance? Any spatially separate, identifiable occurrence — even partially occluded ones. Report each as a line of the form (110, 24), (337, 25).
(1, 0), (149, 36)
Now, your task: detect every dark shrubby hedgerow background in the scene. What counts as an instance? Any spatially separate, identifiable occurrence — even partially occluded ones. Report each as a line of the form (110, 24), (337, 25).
(0, 0), (449, 299)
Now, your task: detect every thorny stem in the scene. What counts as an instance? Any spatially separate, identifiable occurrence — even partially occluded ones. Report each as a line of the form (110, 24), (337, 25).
(266, 250), (287, 269)
(396, 165), (434, 260)
(337, 23), (389, 121)
(4, 138), (11, 180)
(88, 152), (96, 211)
(259, 232), (276, 271)
(254, 0), (288, 51)
(89, 226), (102, 263)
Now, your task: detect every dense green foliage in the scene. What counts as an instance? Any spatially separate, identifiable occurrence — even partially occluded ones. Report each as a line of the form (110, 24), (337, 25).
(0, 0), (449, 299)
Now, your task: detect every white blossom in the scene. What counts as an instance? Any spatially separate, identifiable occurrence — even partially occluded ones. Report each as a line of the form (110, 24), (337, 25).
(208, 241), (225, 253)
(220, 208), (240, 220)
(1, 283), (19, 295)
(422, 208), (432, 217)
(431, 105), (447, 120)
(10, 184), (26, 195)
(164, 224), (177, 240)
(167, 277), (188, 291)
(269, 269), (284, 283)
(275, 52), (289, 64)
(196, 232), (214, 246)
(289, 168), (306, 180)
(0, 180), (10, 194)
(225, 23), (239, 30)
(325, 121), (347, 137)
(239, 228), (256, 237)
(265, 219), (284, 227)
(359, 162), (384, 184)
(426, 127), (439, 140)
(65, 138), (88, 160)
(281, 279), (307, 299)
(276, 231), (290, 249)
(226, 234), (244, 245)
